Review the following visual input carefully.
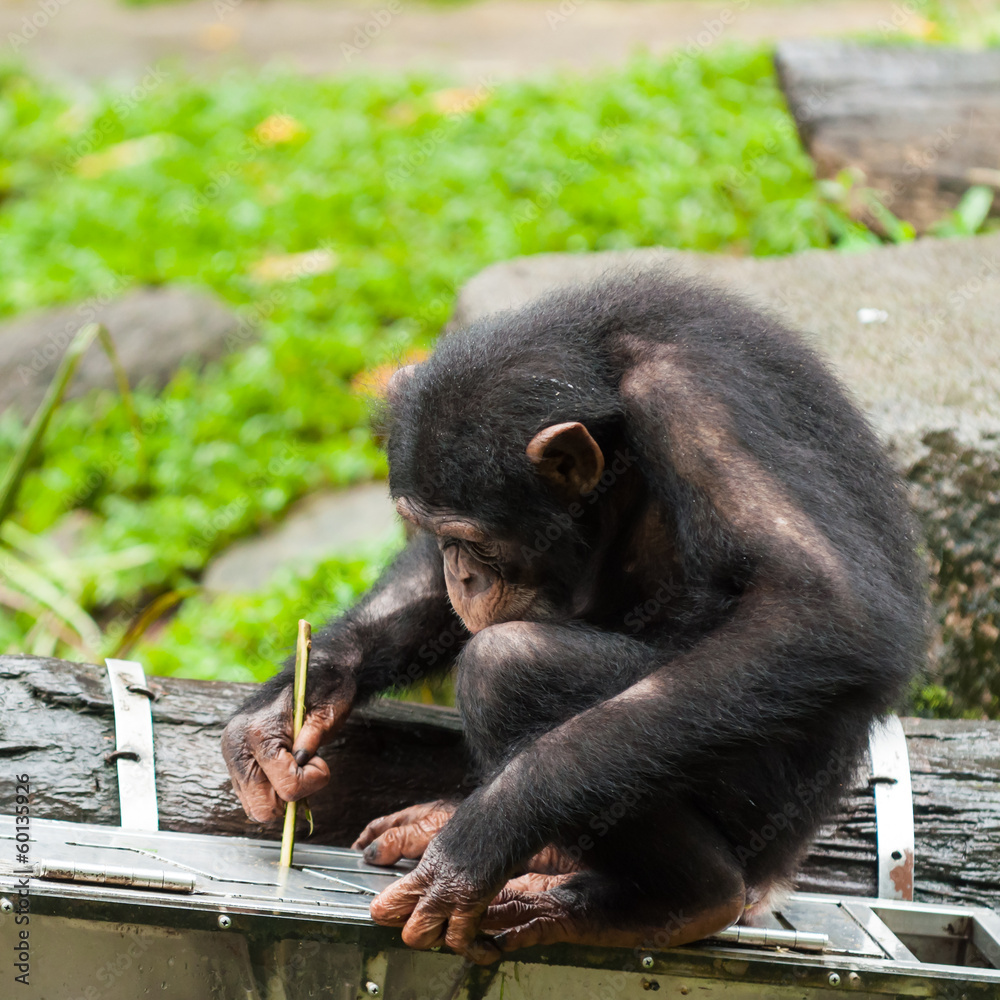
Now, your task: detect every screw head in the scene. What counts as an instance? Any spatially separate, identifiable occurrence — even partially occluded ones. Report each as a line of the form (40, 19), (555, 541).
(640, 953), (654, 969)
(217, 914), (232, 929)
(848, 972), (862, 985)
(828, 972), (841, 986)
(0, 898), (12, 913)
(366, 982), (380, 996)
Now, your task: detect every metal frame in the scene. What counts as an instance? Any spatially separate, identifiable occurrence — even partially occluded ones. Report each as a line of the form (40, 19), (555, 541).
(2, 818), (999, 998)
(868, 715), (915, 901)
(105, 658), (159, 831)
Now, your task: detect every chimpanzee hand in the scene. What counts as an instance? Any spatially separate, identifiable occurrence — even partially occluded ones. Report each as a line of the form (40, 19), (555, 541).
(353, 800), (457, 865)
(222, 680), (355, 823)
(369, 840), (503, 964)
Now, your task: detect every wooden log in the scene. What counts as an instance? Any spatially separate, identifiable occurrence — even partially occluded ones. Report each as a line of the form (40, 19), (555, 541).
(774, 40), (1000, 232)
(1, 654), (998, 909)
(0, 653), (471, 844)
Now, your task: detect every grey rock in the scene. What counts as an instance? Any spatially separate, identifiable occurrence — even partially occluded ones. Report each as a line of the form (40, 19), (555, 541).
(0, 286), (242, 415)
(452, 236), (1000, 456)
(202, 481), (401, 593)
(452, 238), (1000, 716)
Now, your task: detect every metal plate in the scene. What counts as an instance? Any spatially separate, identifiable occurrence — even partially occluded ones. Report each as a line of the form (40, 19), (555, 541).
(2, 818), (1000, 1000)
(868, 715), (915, 901)
(106, 658), (159, 831)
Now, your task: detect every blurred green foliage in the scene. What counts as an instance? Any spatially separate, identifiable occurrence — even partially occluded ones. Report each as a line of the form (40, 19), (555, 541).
(0, 47), (886, 679)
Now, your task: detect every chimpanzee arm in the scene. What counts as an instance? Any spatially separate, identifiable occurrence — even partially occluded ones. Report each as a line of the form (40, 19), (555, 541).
(273, 529), (463, 707)
(223, 530), (464, 821)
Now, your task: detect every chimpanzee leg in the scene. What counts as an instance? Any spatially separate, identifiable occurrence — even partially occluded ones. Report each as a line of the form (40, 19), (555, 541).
(455, 621), (658, 774)
(456, 622), (745, 950)
(356, 622), (655, 867)
(482, 796), (746, 952)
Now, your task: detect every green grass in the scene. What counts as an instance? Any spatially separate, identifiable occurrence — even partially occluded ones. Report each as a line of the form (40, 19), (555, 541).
(0, 46), (882, 679)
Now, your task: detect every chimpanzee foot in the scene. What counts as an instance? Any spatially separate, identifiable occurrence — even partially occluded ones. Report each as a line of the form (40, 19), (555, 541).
(482, 880), (745, 954)
(519, 844), (585, 876)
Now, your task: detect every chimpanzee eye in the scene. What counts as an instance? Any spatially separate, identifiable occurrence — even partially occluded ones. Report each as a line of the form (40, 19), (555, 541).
(465, 541), (500, 562)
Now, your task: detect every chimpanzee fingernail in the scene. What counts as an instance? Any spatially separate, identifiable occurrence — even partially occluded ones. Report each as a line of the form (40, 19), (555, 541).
(293, 749), (311, 767)
(363, 843), (379, 863)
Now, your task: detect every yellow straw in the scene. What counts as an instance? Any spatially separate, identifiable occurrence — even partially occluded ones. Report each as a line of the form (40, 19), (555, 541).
(279, 619), (311, 868)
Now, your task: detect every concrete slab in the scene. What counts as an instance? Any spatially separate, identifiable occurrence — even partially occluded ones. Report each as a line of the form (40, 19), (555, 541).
(201, 480), (401, 592)
(451, 234), (1000, 457)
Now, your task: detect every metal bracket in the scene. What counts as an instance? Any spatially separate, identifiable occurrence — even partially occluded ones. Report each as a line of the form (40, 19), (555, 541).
(868, 715), (914, 901)
(106, 658), (159, 831)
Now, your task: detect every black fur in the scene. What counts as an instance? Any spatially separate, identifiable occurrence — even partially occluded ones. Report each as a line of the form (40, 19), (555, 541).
(260, 269), (927, 929)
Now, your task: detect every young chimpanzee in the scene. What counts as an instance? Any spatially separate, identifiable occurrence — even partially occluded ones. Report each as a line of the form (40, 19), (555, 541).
(222, 269), (926, 963)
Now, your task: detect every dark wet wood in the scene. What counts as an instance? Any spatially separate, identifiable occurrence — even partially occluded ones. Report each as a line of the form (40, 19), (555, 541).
(799, 717), (1000, 910)
(1, 655), (997, 908)
(0, 654), (471, 846)
(775, 41), (1000, 232)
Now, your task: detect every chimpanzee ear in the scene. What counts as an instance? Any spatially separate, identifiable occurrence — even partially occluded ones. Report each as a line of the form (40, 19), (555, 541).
(526, 422), (605, 495)
(386, 364), (417, 404)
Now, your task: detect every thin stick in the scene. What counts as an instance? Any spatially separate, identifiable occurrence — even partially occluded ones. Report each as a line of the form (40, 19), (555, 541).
(279, 619), (311, 868)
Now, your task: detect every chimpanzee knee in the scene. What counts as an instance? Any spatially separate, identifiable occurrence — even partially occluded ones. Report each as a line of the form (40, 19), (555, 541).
(456, 622), (550, 770)
(456, 621), (649, 772)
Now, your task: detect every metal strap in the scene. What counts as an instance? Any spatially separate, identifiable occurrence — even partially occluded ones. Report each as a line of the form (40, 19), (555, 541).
(106, 658), (159, 831)
(868, 715), (914, 901)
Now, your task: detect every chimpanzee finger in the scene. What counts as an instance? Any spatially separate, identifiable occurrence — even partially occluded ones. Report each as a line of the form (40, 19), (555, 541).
(480, 891), (537, 932)
(495, 873), (570, 896)
(257, 749), (331, 804)
(493, 917), (564, 953)
(291, 696), (354, 760)
(351, 802), (450, 851)
(462, 937), (502, 966)
(401, 898), (451, 950)
(443, 908), (492, 959)
(370, 871), (425, 926)
(362, 816), (448, 866)
(238, 774), (285, 823)
(352, 815), (403, 852)
(222, 721), (283, 822)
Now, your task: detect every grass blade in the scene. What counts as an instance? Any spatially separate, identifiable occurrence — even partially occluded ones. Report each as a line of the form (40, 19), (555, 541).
(108, 587), (198, 658)
(0, 548), (102, 653)
(0, 323), (100, 531)
(95, 324), (146, 476)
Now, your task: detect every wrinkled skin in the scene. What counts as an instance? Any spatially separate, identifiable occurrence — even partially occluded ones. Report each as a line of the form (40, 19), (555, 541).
(354, 803), (593, 962)
(369, 840), (504, 964)
(352, 800), (457, 865)
(221, 684), (354, 823)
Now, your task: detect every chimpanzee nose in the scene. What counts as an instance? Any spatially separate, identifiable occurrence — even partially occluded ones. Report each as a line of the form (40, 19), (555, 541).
(444, 546), (492, 596)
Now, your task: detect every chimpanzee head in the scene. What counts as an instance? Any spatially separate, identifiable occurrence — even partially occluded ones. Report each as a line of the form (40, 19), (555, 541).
(384, 303), (625, 632)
